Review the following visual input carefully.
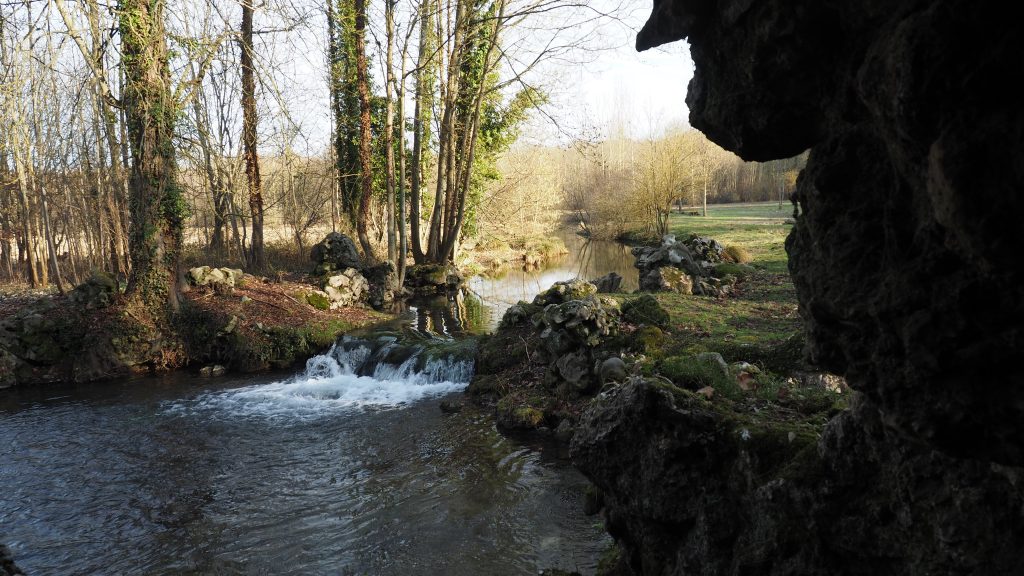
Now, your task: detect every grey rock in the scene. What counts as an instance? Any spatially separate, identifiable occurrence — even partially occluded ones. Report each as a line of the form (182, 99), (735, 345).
(590, 272), (623, 293)
(694, 352), (729, 379)
(599, 356), (628, 385)
(310, 232), (362, 274)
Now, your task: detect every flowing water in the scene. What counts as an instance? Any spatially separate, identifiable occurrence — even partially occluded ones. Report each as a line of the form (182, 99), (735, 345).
(1, 229), (638, 574)
(0, 340), (608, 575)
(406, 228), (639, 335)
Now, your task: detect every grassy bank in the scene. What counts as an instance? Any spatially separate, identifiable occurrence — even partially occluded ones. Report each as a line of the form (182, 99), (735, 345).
(653, 202), (800, 363)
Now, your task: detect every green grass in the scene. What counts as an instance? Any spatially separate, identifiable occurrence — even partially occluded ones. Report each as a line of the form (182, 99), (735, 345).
(625, 201), (802, 372)
(679, 201), (794, 222)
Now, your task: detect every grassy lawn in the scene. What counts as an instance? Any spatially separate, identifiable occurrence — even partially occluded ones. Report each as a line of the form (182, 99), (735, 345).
(640, 202), (802, 371)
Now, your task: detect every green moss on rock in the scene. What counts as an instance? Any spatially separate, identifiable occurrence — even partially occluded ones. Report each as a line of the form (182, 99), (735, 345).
(621, 294), (670, 328)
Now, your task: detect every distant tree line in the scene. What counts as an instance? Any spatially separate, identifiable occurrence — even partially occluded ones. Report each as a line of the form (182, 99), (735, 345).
(562, 128), (806, 239)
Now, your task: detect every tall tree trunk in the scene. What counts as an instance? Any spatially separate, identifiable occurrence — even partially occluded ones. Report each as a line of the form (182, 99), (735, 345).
(354, 0), (374, 261)
(240, 0), (265, 270)
(39, 184), (65, 294)
(409, 0), (435, 264)
(121, 0), (184, 313)
(11, 147), (39, 287)
(396, 47), (409, 285)
(384, 0), (397, 264)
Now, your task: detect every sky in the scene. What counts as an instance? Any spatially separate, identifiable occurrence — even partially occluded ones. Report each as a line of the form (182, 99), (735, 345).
(210, 0), (696, 153)
(525, 1), (695, 144)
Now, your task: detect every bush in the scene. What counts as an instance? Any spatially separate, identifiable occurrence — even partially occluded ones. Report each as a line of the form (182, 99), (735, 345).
(723, 244), (753, 264)
(621, 294), (670, 328)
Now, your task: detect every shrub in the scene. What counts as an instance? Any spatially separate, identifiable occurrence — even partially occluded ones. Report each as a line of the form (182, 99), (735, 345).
(723, 244), (753, 264)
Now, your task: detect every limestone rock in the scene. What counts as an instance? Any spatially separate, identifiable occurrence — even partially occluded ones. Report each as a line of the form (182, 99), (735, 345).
(188, 266), (244, 292)
(362, 261), (399, 310)
(640, 267), (693, 294)
(599, 356), (628, 385)
(321, 268), (369, 308)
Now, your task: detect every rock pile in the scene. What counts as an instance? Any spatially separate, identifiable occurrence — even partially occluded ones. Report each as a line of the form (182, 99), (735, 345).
(319, 268), (369, 308)
(632, 234), (736, 297)
(310, 232), (362, 275)
(404, 263), (463, 295)
(69, 271), (118, 310)
(188, 266), (244, 293)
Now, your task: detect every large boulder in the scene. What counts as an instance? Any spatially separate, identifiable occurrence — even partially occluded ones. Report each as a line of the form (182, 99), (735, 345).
(310, 232), (362, 275)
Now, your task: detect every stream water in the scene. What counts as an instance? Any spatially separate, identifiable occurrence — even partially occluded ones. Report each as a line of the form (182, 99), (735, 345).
(406, 228), (639, 335)
(0, 342), (607, 574)
(0, 229), (638, 574)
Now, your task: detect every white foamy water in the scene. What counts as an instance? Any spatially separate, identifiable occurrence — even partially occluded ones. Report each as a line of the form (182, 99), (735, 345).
(165, 341), (474, 420)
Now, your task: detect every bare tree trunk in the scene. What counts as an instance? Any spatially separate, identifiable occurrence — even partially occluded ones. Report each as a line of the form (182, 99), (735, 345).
(39, 184), (64, 294)
(354, 0), (374, 261)
(396, 46), (409, 285)
(11, 149), (39, 287)
(240, 0), (265, 270)
(409, 0), (435, 264)
(384, 0), (397, 264)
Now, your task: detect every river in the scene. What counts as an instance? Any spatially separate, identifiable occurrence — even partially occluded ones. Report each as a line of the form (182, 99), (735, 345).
(406, 228), (639, 335)
(0, 229), (636, 574)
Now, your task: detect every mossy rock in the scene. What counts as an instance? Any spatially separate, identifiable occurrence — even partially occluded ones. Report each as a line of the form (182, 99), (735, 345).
(659, 354), (736, 394)
(496, 395), (546, 430)
(467, 373), (501, 396)
(476, 332), (530, 374)
(712, 262), (749, 281)
(306, 292), (331, 310)
(533, 278), (597, 306)
(634, 326), (668, 355)
(621, 294), (670, 328)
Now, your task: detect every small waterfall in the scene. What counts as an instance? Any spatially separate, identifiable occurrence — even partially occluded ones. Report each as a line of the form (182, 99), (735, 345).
(166, 335), (475, 419)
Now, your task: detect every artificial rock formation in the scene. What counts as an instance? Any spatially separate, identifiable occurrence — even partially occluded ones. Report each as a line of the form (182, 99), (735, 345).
(572, 1), (1024, 574)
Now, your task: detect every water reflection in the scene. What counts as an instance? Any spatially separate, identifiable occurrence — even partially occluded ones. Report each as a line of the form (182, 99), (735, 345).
(410, 228), (638, 333)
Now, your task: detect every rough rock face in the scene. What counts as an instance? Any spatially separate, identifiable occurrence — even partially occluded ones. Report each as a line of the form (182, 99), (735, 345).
(571, 0), (1024, 573)
(310, 232), (362, 275)
(638, 0), (1024, 463)
(572, 381), (1024, 576)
